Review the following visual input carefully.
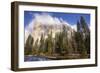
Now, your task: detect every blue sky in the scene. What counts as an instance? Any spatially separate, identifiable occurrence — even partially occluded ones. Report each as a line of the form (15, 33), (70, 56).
(24, 11), (90, 28)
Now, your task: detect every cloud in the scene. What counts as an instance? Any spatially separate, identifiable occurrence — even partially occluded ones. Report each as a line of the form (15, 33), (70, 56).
(34, 13), (62, 25)
(25, 20), (35, 33)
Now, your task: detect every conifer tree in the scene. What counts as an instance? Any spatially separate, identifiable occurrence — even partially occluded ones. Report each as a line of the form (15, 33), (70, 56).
(80, 16), (90, 55)
(33, 39), (39, 55)
(74, 16), (90, 57)
(80, 16), (89, 34)
(39, 34), (45, 54)
(25, 34), (34, 55)
(61, 25), (68, 54)
(47, 31), (53, 55)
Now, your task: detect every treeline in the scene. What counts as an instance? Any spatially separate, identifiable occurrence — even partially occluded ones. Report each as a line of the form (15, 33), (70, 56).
(25, 16), (90, 59)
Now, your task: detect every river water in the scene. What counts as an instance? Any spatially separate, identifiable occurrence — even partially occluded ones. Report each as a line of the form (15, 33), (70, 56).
(24, 55), (50, 61)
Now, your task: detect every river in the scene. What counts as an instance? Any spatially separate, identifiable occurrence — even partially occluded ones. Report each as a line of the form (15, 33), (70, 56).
(24, 55), (50, 61)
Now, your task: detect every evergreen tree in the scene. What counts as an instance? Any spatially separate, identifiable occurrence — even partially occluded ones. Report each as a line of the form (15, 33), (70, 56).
(81, 16), (90, 54)
(71, 33), (77, 54)
(44, 38), (49, 53)
(80, 16), (90, 55)
(47, 31), (53, 55)
(25, 34), (34, 55)
(61, 25), (68, 54)
(85, 33), (90, 54)
(74, 16), (90, 57)
(75, 21), (84, 54)
(55, 32), (60, 54)
(39, 34), (45, 54)
(33, 39), (39, 55)
(80, 16), (90, 34)
(77, 21), (81, 32)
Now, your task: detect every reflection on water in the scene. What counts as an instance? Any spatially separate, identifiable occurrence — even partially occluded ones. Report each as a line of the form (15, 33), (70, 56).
(24, 55), (50, 61)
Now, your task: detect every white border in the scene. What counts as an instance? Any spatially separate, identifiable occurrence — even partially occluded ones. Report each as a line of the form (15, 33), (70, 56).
(18, 5), (96, 68)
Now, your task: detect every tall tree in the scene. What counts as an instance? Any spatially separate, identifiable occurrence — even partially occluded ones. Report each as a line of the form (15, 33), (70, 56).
(55, 32), (61, 54)
(80, 16), (90, 55)
(25, 34), (34, 55)
(74, 16), (90, 58)
(77, 21), (81, 32)
(80, 16), (90, 34)
(33, 39), (39, 55)
(39, 34), (45, 54)
(44, 38), (49, 53)
(61, 25), (68, 54)
(47, 31), (53, 55)
(75, 20), (84, 54)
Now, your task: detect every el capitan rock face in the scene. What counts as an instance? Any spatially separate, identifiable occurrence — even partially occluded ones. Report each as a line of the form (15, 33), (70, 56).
(25, 13), (76, 44)
(31, 21), (75, 43)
